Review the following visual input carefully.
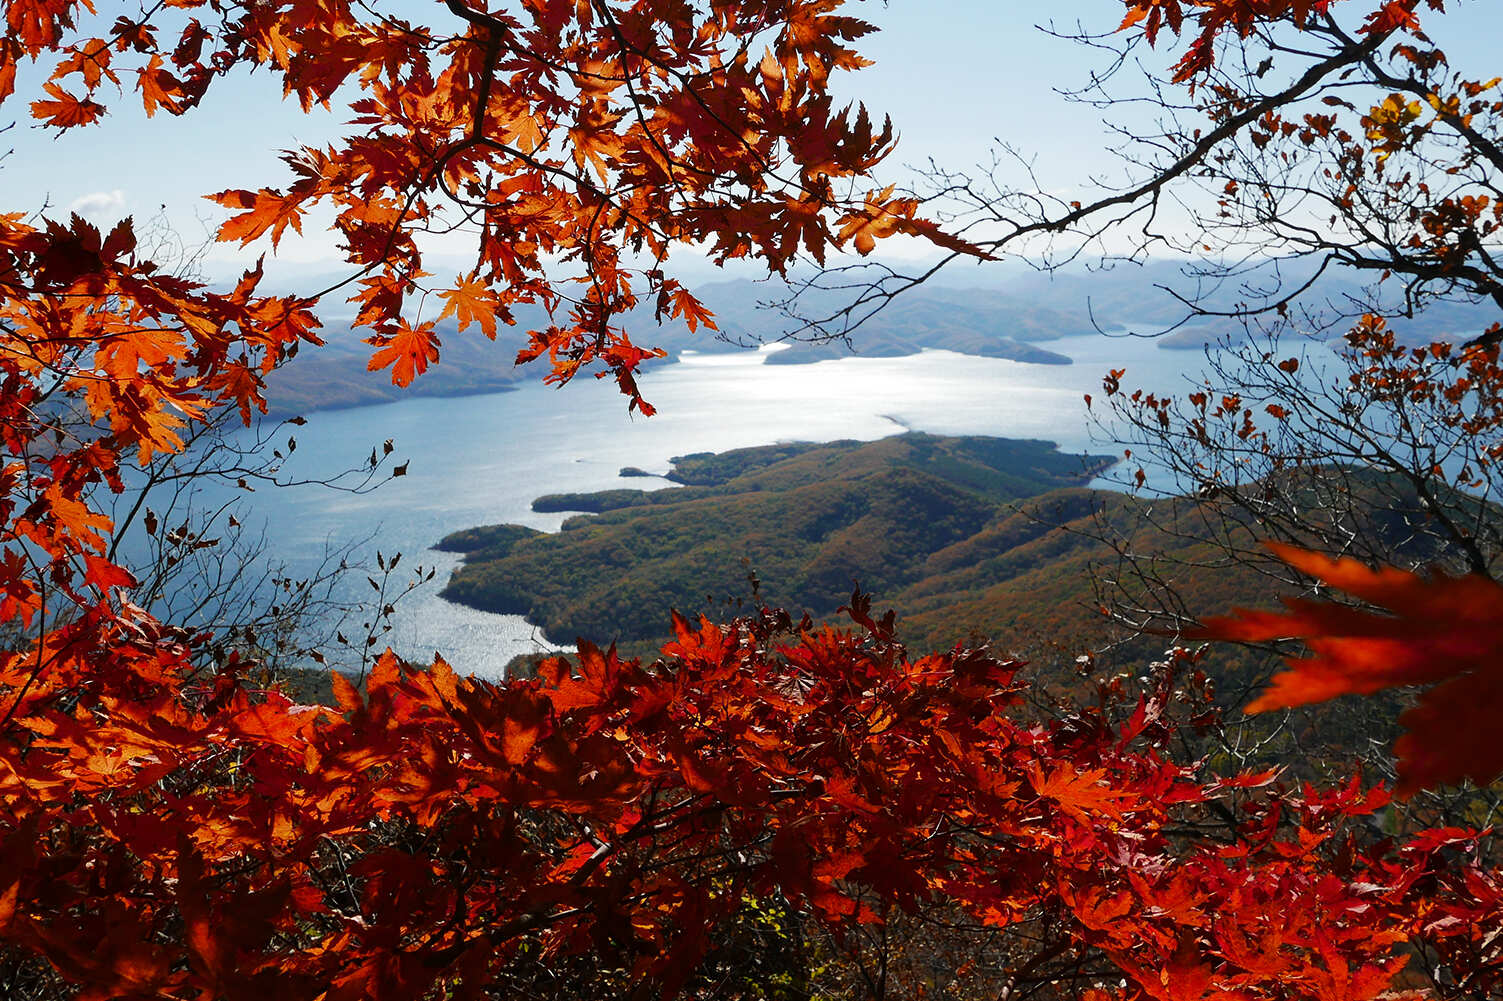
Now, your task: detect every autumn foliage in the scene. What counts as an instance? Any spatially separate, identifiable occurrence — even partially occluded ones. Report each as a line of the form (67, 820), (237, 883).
(1196, 542), (1503, 797)
(8, 0), (968, 413)
(1, 0), (1502, 997)
(5, 602), (1503, 999)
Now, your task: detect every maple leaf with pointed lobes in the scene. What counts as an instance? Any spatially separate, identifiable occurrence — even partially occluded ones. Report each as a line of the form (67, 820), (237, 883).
(776, 0), (877, 86)
(49, 36), (115, 90)
(538, 641), (632, 717)
(1195, 542), (1503, 797)
(136, 53), (186, 117)
(437, 275), (503, 339)
(1025, 761), (1140, 825)
(663, 283), (717, 334)
(208, 187), (308, 249)
(30, 80), (104, 127)
(366, 318), (440, 388)
(836, 187), (995, 259)
(1365, 0), (1425, 34)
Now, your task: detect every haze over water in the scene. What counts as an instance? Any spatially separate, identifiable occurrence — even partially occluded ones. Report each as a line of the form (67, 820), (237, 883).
(237, 333), (1220, 678)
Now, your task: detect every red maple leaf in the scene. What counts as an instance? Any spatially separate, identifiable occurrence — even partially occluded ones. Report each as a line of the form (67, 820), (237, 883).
(1196, 542), (1503, 796)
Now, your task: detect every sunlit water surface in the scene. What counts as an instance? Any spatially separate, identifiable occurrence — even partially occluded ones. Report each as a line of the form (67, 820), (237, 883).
(224, 334), (1230, 678)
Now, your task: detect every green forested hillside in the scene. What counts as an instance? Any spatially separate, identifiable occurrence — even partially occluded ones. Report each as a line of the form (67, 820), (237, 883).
(439, 434), (1128, 651)
(440, 432), (1496, 704)
(888, 488), (1269, 669)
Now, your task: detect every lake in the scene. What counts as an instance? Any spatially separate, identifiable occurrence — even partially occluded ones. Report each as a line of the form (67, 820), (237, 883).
(217, 332), (1223, 678)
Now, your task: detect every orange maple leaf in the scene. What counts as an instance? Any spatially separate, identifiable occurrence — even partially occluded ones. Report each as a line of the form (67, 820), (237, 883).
(437, 276), (502, 339)
(1196, 542), (1503, 796)
(667, 285), (718, 334)
(136, 54), (185, 117)
(366, 319), (440, 388)
(208, 187), (307, 249)
(1025, 761), (1138, 823)
(30, 81), (104, 127)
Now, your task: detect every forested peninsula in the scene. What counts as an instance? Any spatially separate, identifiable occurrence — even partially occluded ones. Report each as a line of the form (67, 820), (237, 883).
(438, 433), (1480, 684)
(436, 434), (1242, 667)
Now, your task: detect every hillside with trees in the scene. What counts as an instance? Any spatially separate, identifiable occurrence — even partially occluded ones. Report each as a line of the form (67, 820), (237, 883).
(439, 433), (1490, 714)
(439, 434), (1117, 648)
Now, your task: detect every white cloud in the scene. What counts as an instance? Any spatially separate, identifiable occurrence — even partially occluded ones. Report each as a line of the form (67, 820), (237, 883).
(67, 189), (126, 222)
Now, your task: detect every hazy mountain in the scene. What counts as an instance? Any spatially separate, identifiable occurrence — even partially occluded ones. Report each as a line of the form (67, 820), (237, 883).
(261, 261), (1500, 415)
(262, 279), (1098, 414)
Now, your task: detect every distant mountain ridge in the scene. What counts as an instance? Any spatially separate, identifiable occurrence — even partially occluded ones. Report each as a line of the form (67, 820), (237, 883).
(262, 262), (1501, 416)
(262, 279), (1094, 416)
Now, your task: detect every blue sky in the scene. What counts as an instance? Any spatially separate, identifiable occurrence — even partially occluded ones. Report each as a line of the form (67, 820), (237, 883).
(6, 0), (1503, 287)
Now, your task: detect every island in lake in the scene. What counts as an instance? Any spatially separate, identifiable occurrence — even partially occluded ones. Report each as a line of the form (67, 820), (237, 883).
(264, 279), (1090, 417)
(263, 262), (1503, 417)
